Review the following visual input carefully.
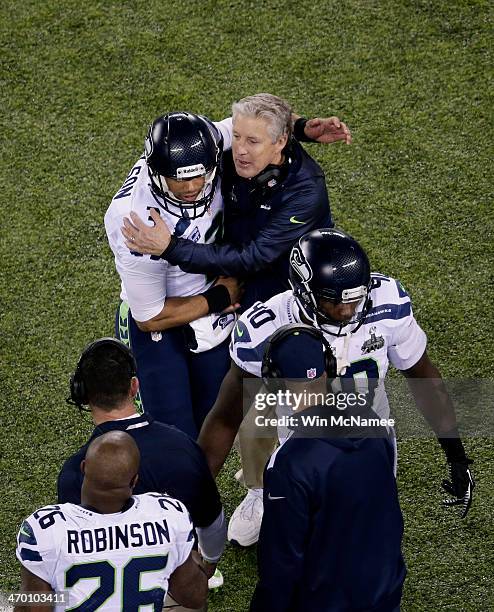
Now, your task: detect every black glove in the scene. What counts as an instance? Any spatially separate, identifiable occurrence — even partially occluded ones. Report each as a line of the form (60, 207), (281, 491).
(442, 458), (475, 518)
(438, 430), (474, 518)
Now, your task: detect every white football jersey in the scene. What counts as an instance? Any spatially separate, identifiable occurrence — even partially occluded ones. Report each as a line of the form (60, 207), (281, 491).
(104, 119), (232, 323)
(231, 274), (427, 420)
(16, 493), (195, 611)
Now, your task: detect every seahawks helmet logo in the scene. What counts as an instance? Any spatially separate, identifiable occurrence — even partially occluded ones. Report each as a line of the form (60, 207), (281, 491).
(290, 246), (312, 282)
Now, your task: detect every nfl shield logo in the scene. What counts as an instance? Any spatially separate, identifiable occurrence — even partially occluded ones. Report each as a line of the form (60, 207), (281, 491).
(307, 368), (317, 379)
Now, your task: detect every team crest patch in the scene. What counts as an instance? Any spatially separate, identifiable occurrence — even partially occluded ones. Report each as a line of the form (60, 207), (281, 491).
(361, 326), (385, 354)
(189, 227), (201, 243)
(307, 368), (317, 379)
(212, 313), (235, 331)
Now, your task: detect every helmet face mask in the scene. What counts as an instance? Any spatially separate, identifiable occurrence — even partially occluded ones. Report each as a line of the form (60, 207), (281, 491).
(289, 229), (372, 336)
(151, 168), (218, 219)
(144, 112), (222, 219)
(315, 293), (370, 333)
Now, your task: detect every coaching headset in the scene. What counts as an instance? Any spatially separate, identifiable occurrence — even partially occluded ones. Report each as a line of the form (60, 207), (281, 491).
(249, 143), (293, 197)
(67, 338), (137, 411)
(261, 323), (337, 390)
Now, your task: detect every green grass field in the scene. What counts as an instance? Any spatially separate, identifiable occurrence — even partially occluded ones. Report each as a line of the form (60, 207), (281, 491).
(1, 0), (493, 609)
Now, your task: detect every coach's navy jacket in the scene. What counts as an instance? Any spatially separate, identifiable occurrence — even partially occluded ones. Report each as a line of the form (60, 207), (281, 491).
(163, 139), (332, 308)
(57, 413), (222, 528)
(250, 433), (406, 612)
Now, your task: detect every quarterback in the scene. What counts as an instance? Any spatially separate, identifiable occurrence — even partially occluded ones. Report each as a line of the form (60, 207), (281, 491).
(105, 112), (242, 437)
(198, 228), (475, 544)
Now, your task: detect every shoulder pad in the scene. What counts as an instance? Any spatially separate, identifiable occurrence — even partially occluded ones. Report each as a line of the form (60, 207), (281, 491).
(366, 274), (413, 325)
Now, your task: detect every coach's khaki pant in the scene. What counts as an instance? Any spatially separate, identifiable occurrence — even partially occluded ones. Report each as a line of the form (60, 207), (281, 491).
(237, 400), (278, 489)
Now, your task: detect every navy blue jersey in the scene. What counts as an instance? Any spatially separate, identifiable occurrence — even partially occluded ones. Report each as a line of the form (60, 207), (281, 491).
(162, 140), (332, 308)
(250, 434), (406, 612)
(57, 414), (221, 528)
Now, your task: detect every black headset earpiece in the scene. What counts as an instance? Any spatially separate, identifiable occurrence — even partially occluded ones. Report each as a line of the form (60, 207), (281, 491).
(68, 338), (137, 410)
(252, 152), (291, 193)
(261, 324), (337, 390)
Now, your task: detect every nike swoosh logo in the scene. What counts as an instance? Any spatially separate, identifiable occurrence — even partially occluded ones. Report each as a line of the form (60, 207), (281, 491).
(268, 494), (286, 500)
(289, 216), (306, 225)
(236, 324), (244, 337)
(20, 527), (31, 538)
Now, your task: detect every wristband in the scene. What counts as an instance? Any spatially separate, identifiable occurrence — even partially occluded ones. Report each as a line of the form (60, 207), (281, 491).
(437, 427), (467, 463)
(293, 117), (316, 143)
(202, 284), (231, 313)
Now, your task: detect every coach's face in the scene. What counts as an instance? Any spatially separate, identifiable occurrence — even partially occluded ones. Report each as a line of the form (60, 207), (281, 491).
(232, 114), (288, 179)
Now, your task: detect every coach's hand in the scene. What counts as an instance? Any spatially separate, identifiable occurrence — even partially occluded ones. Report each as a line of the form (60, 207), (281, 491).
(122, 208), (171, 255)
(304, 117), (352, 145)
(442, 458), (475, 518)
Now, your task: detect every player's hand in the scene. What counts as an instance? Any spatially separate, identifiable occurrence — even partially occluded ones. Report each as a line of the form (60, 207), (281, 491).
(304, 116), (352, 145)
(122, 208), (172, 255)
(442, 459), (475, 518)
(214, 276), (244, 312)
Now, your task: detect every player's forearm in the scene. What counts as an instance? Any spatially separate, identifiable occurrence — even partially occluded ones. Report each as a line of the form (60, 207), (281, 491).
(135, 295), (209, 332)
(15, 569), (53, 612)
(198, 362), (246, 475)
(403, 354), (458, 436)
(407, 377), (458, 436)
(169, 553), (208, 609)
(199, 409), (242, 477)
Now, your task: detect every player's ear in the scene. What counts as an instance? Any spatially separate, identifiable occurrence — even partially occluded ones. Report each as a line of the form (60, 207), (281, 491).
(130, 376), (139, 398)
(130, 473), (139, 490)
(80, 459), (86, 475)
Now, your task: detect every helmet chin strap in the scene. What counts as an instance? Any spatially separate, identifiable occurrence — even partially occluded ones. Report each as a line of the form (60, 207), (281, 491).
(318, 296), (374, 375)
(334, 333), (352, 376)
(317, 295), (373, 337)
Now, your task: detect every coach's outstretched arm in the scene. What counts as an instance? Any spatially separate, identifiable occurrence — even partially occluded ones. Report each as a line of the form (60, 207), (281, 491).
(198, 361), (252, 477)
(402, 350), (475, 518)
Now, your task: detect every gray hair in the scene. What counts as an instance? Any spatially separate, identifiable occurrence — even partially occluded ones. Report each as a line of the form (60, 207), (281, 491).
(232, 93), (293, 143)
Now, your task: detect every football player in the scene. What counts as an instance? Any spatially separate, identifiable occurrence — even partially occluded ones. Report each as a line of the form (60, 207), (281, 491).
(105, 111), (242, 438)
(198, 228), (475, 545)
(16, 431), (208, 611)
